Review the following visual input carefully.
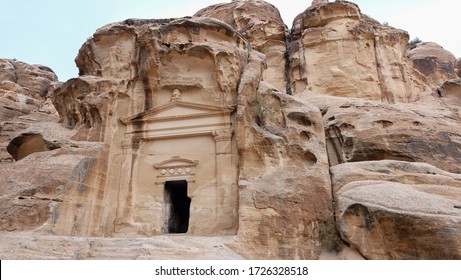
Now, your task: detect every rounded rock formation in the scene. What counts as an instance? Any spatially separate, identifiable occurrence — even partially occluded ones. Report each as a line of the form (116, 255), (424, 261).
(407, 42), (458, 86)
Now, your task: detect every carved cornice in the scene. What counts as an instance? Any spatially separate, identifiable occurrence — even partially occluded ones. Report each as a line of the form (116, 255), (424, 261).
(120, 101), (236, 125)
(153, 156), (198, 169)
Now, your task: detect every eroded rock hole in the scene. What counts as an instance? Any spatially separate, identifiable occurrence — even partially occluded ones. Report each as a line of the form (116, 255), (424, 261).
(373, 120), (394, 128)
(303, 151), (317, 165)
(300, 131), (311, 141)
(287, 112), (312, 126)
(7, 133), (47, 160)
(344, 204), (373, 231)
(164, 180), (191, 234)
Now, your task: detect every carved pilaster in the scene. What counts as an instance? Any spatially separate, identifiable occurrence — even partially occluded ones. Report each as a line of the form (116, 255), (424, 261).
(212, 129), (233, 155)
(121, 137), (141, 151)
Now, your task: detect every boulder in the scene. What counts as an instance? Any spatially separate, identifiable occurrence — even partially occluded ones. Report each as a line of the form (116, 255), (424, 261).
(331, 160), (461, 259)
(0, 151), (93, 232)
(407, 42), (458, 86)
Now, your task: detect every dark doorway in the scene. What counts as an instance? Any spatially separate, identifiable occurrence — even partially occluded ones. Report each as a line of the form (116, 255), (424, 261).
(164, 180), (191, 233)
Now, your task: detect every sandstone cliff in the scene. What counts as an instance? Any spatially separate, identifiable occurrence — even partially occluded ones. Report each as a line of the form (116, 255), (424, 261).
(1, 0), (460, 260)
(194, 0), (289, 93)
(0, 59), (60, 161)
(289, 1), (431, 103)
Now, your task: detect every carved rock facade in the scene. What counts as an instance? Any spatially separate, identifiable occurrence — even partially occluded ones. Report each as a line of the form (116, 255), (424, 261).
(51, 17), (247, 237)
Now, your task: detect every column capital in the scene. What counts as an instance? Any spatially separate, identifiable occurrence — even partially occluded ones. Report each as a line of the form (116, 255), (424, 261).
(212, 129), (233, 142)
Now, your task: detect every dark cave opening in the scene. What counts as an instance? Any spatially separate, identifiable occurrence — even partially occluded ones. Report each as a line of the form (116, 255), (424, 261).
(164, 180), (191, 233)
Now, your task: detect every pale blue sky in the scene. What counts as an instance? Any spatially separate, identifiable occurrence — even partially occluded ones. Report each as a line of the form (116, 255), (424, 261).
(1, 0), (458, 81)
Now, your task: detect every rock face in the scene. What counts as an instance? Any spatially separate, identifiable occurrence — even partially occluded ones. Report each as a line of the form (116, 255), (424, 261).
(234, 52), (332, 258)
(331, 160), (461, 259)
(456, 58), (461, 77)
(0, 58), (59, 100)
(1, 0), (461, 260)
(194, 0), (289, 93)
(0, 59), (60, 162)
(312, 0), (328, 6)
(438, 78), (461, 106)
(289, 1), (431, 102)
(318, 97), (461, 174)
(0, 60), (98, 232)
(407, 42), (458, 86)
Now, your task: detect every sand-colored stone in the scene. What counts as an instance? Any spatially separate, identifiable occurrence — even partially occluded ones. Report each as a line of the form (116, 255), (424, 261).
(289, 1), (431, 102)
(311, 0), (328, 7)
(0, 150), (92, 231)
(309, 96), (461, 174)
(0, 232), (243, 259)
(51, 17), (248, 238)
(1, 1), (461, 260)
(194, 0), (289, 93)
(438, 78), (461, 106)
(49, 13), (334, 259)
(331, 160), (461, 259)
(0, 58), (58, 98)
(233, 51), (333, 259)
(407, 42), (458, 86)
(0, 59), (60, 162)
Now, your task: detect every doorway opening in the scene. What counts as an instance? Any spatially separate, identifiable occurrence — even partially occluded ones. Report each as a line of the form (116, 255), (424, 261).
(164, 180), (191, 233)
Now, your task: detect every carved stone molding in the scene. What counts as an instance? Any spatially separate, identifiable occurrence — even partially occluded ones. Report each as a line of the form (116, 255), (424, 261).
(153, 156), (198, 184)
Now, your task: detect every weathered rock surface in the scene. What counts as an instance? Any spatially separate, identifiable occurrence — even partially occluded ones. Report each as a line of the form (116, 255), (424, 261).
(0, 59), (60, 163)
(1, 1), (461, 260)
(0, 150), (92, 232)
(407, 42), (458, 86)
(194, 0), (288, 93)
(234, 52), (332, 259)
(0, 58), (59, 99)
(0, 232), (243, 259)
(438, 78), (461, 106)
(289, 1), (431, 102)
(312, 0), (328, 7)
(331, 160), (461, 259)
(456, 58), (461, 77)
(314, 96), (461, 174)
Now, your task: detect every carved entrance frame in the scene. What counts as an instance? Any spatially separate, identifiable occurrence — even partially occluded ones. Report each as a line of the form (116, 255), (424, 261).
(119, 96), (236, 234)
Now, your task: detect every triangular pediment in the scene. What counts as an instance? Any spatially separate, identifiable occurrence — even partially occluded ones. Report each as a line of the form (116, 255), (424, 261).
(121, 101), (234, 124)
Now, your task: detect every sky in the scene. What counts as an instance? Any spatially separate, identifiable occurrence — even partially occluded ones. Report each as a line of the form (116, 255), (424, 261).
(0, 0), (459, 81)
